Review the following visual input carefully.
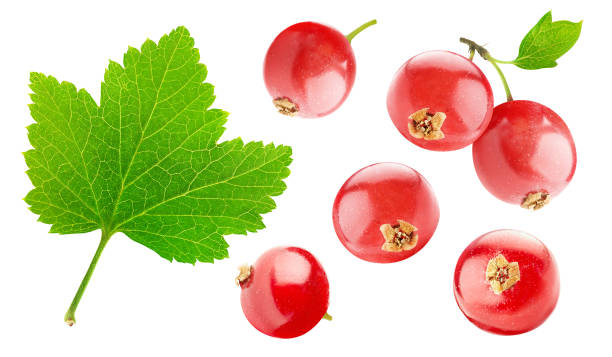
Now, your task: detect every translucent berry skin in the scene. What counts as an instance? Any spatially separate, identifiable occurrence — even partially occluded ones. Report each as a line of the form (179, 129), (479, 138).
(472, 100), (577, 207)
(239, 247), (329, 339)
(332, 162), (439, 263)
(454, 230), (560, 335)
(263, 22), (356, 118)
(387, 51), (494, 151)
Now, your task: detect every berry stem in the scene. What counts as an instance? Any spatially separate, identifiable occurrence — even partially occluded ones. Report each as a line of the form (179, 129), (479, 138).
(64, 230), (112, 326)
(460, 37), (514, 101)
(346, 19), (377, 44)
(488, 60), (513, 102)
(322, 312), (333, 321)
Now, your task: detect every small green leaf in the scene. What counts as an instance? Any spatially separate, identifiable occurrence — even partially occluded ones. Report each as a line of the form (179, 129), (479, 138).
(512, 11), (582, 70)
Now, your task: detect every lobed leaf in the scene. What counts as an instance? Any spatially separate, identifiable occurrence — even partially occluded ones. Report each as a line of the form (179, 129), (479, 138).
(25, 26), (292, 263)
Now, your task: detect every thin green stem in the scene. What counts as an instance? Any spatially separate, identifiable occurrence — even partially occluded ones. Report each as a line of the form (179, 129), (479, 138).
(346, 19), (377, 44)
(322, 312), (333, 321)
(64, 230), (112, 326)
(459, 37), (513, 102)
(468, 48), (475, 61)
(488, 57), (515, 65)
(488, 59), (513, 101)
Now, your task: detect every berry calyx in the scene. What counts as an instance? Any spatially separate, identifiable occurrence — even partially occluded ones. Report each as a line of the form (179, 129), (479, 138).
(332, 163), (439, 263)
(386, 51), (494, 151)
(264, 20), (376, 118)
(380, 220), (418, 252)
(485, 254), (520, 294)
(272, 97), (298, 116)
(235, 265), (252, 286)
(238, 247), (330, 338)
(521, 191), (551, 210)
(408, 109), (446, 140)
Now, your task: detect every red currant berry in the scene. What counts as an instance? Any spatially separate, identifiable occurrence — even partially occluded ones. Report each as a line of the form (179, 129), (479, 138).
(263, 20), (376, 118)
(332, 162), (439, 263)
(387, 51), (494, 151)
(453, 230), (560, 335)
(237, 246), (330, 338)
(472, 100), (577, 209)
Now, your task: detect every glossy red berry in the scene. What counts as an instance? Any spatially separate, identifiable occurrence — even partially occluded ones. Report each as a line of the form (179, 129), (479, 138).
(237, 246), (330, 339)
(263, 20), (375, 118)
(387, 50), (494, 151)
(453, 229), (560, 335)
(332, 162), (439, 263)
(472, 100), (577, 209)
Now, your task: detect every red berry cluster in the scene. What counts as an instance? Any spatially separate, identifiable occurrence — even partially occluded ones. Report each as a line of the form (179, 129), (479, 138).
(240, 16), (578, 338)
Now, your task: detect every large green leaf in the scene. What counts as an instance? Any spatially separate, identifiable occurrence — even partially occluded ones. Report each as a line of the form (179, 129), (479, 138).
(25, 26), (292, 264)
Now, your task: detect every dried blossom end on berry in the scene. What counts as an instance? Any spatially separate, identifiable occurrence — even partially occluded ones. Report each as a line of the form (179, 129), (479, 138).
(521, 192), (551, 210)
(273, 97), (299, 116)
(407, 108), (446, 140)
(235, 265), (252, 286)
(486, 254), (520, 294)
(380, 219), (419, 252)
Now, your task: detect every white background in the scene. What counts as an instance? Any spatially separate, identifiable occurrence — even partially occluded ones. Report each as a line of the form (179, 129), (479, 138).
(0, 0), (609, 355)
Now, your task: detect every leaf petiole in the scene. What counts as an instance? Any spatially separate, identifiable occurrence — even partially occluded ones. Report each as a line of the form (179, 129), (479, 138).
(487, 57), (515, 65)
(460, 37), (513, 102)
(64, 230), (113, 326)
